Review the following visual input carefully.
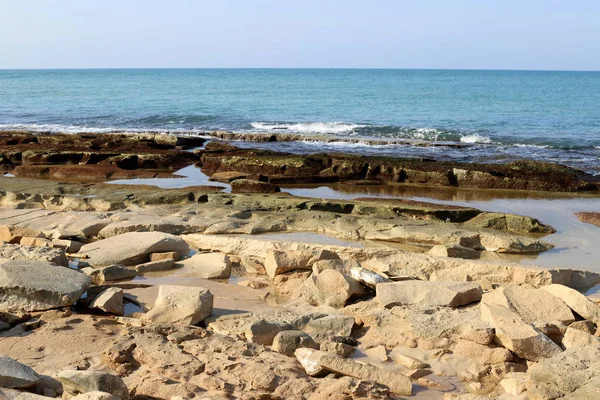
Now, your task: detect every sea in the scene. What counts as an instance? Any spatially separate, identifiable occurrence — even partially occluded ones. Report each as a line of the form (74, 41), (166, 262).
(1, 68), (599, 174)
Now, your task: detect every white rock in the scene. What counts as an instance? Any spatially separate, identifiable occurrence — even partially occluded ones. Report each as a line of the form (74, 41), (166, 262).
(141, 285), (213, 325)
(89, 287), (124, 315)
(178, 252), (231, 279)
(377, 280), (482, 308)
(542, 284), (600, 323)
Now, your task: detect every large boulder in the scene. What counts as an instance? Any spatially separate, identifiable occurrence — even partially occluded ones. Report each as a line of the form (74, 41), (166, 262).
(140, 285), (213, 325)
(482, 285), (575, 325)
(0, 355), (40, 389)
(376, 280), (482, 308)
(273, 331), (319, 356)
(542, 284), (600, 323)
(57, 370), (129, 399)
(78, 232), (189, 267)
(480, 302), (562, 362)
(88, 287), (124, 316)
(0, 260), (90, 312)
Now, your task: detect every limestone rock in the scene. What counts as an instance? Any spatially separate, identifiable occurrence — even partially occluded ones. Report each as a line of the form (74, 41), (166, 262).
(320, 341), (355, 357)
(542, 284), (600, 323)
(294, 348), (326, 376)
(562, 327), (600, 349)
(365, 345), (389, 362)
(78, 232), (189, 267)
(0, 355), (40, 389)
(141, 285), (213, 325)
(178, 252), (231, 279)
(377, 280), (482, 308)
(390, 352), (429, 369)
(0, 260), (90, 312)
(0, 243), (68, 267)
(301, 314), (355, 342)
(482, 285), (575, 325)
(319, 354), (412, 395)
(230, 179), (280, 194)
(245, 319), (294, 345)
(569, 320), (596, 336)
(464, 212), (555, 235)
(304, 269), (364, 308)
(149, 252), (180, 262)
(134, 259), (175, 273)
(459, 324), (495, 345)
(427, 244), (480, 260)
(57, 370), (129, 399)
(348, 265), (390, 289)
(82, 265), (136, 285)
(19, 237), (51, 248)
(88, 287), (124, 316)
(452, 339), (513, 365)
(264, 249), (338, 278)
(272, 330), (319, 356)
(480, 302), (562, 361)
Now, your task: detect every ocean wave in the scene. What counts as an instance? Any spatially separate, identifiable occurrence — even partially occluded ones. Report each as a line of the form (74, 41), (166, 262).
(459, 134), (492, 144)
(250, 121), (368, 135)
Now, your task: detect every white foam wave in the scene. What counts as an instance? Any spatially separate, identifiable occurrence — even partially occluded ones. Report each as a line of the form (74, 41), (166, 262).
(595, 146), (600, 150)
(513, 143), (550, 149)
(460, 134), (492, 144)
(250, 122), (368, 135)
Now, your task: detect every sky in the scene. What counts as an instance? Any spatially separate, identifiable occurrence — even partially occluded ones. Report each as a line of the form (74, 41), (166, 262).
(1, 0), (599, 70)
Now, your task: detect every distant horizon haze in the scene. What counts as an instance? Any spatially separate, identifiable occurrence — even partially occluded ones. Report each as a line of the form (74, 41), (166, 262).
(1, 0), (599, 71)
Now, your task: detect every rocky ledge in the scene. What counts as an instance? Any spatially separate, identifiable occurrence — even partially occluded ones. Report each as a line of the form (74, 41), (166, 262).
(198, 141), (600, 192)
(0, 171), (600, 399)
(0, 131), (206, 181)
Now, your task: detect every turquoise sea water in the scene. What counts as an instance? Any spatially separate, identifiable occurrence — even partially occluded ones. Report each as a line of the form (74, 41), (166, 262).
(1, 69), (599, 173)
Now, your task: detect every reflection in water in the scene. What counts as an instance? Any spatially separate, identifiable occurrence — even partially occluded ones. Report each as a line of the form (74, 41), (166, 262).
(108, 165), (230, 191)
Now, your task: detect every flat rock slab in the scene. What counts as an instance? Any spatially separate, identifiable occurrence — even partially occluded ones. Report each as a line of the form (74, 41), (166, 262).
(177, 252), (231, 279)
(0, 243), (67, 267)
(542, 284), (600, 323)
(376, 280), (482, 308)
(78, 232), (189, 266)
(482, 285), (575, 325)
(0, 260), (90, 312)
(57, 370), (129, 399)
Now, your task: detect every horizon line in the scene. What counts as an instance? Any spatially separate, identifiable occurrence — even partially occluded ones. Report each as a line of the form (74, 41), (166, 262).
(1, 67), (599, 73)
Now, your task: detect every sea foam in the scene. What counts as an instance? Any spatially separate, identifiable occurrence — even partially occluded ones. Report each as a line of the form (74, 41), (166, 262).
(250, 121), (367, 135)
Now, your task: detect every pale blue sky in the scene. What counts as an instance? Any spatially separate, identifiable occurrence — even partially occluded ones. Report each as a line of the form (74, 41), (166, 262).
(1, 0), (598, 70)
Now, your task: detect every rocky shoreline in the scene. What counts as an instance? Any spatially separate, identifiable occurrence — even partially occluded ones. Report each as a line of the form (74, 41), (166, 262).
(1, 132), (600, 400)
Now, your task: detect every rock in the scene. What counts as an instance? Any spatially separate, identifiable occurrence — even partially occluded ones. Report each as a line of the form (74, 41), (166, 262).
(57, 370), (129, 399)
(82, 265), (137, 285)
(480, 302), (562, 361)
(0, 260), (90, 312)
(499, 372), (528, 396)
(178, 252), (231, 279)
(230, 179), (280, 194)
(78, 232), (189, 267)
(239, 255), (266, 274)
(464, 212), (555, 234)
(19, 237), (51, 248)
(365, 345), (389, 362)
(0, 225), (43, 244)
(459, 324), (495, 345)
(482, 285), (575, 325)
(245, 319), (294, 345)
(0, 355), (40, 389)
(452, 339), (513, 365)
(72, 392), (120, 400)
(526, 344), (600, 399)
(376, 281), (482, 308)
(149, 252), (180, 262)
(562, 327), (600, 349)
(390, 352), (429, 369)
(272, 330), (319, 356)
(210, 171), (248, 183)
(427, 244), (480, 260)
(51, 239), (83, 253)
(576, 211), (600, 227)
(301, 314), (355, 342)
(320, 341), (355, 357)
(238, 279), (269, 289)
(264, 249), (338, 278)
(542, 284), (600, 323)
(0, 243), (68, 267)
(294, 348), (326, 376)
(88, 287), (124, 316)
(569, 320), (597, 336)
(134, 259), (175, 273)
(304, 269), (364, 308)
(319, 354), (412, 395)
(140, 285), (213, 326)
